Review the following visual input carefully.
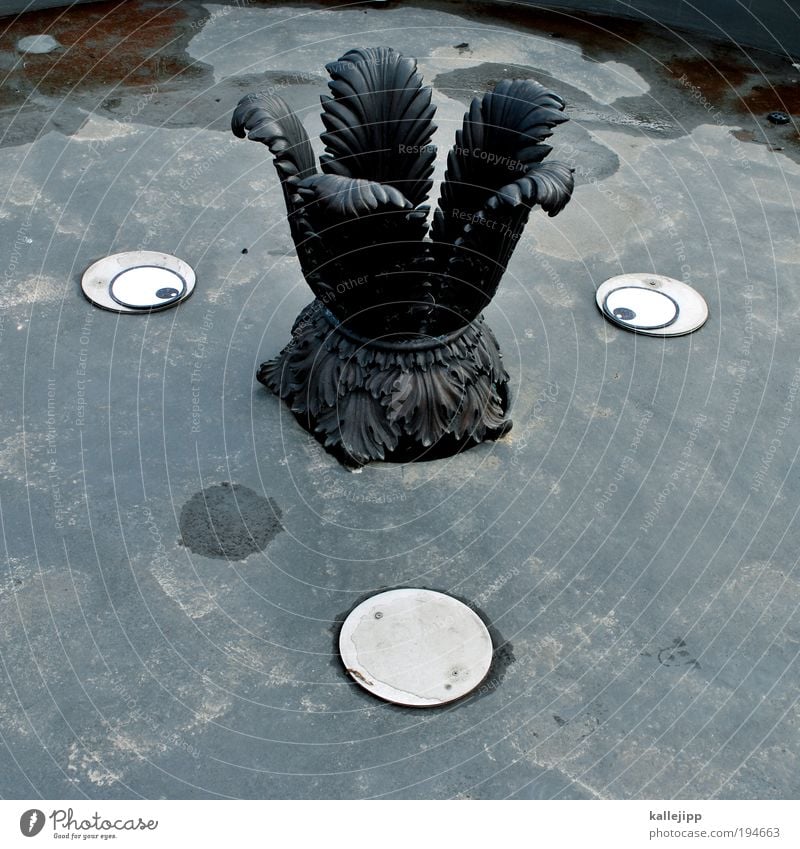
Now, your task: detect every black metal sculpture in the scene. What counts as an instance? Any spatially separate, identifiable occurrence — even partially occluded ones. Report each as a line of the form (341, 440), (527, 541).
(232, 47), (573, 467)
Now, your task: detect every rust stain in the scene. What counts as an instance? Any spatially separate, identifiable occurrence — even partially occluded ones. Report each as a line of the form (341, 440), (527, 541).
(739, 83), (800, 116)
(0, 0), (203, 97)
(665, 53), (798, 121)
(666, 54), (751, 101)
(346, 668), (374, 687)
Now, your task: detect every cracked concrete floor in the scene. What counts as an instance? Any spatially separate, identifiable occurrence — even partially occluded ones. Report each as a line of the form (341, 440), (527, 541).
(0, 0), (799, 799)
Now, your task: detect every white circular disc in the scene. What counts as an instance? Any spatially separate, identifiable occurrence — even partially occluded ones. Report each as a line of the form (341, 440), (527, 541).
(81, 251), (196, 313)
(596, 273), (708, 336)
(339, 588), (493, 707)
(604, 287), (678, 329)
(110, 265), (186, 309)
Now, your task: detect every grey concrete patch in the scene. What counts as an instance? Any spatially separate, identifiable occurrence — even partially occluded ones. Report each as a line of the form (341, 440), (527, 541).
(16, 34), (60, 54)
(179, 482), (282, 560)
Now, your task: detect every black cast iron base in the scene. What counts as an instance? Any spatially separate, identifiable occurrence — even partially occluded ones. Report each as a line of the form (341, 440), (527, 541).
(258, 301), (512, 467)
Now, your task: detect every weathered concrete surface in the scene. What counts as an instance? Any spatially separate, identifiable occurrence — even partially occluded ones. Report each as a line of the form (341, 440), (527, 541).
(0, 0), (799, 800)
(2, 1), (798, 52)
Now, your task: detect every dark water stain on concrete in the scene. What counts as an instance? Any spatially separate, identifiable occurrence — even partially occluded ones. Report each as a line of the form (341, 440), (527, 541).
(428, 0), (800, 160)
(95, 69), (326, 134)
(414, 0), (657, 58)
(330, 586), (515, 712)
(434, 61), (562, 101)
(433, 62), (622, 184)
(179, 482), (282, 560)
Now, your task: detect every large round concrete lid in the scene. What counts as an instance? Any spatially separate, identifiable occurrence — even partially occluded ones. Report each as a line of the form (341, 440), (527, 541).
(339, 588), (493, 707)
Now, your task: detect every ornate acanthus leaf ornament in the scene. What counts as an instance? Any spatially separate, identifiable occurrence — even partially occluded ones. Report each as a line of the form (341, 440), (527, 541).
(232, 47), (574, 467)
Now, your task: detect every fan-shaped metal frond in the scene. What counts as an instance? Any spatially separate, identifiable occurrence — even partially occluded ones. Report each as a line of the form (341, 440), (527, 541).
(493, 161), (575, 216)
(232, 92), (317, 186)
(296, 173), (412, 218)
(232, 92), (321, 281)
(320, 46), (437, 208)
(432, 79), (569, 245)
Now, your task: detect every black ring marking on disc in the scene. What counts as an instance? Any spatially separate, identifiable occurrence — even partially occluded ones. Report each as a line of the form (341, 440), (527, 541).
(602, 286), (680, 331)
(108, 265), (187, 310)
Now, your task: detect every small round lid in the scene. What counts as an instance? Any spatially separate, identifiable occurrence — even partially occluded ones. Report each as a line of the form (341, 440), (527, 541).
(81, 251), (196, 313)
(596, 273), (708, 336)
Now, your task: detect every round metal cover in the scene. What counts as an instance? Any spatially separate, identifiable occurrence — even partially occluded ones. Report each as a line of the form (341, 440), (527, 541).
(767, 111), (790, 125)
(81, 251), (196, 313)
(596, 273), (708, 336)
(339, 588), (493, 707)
